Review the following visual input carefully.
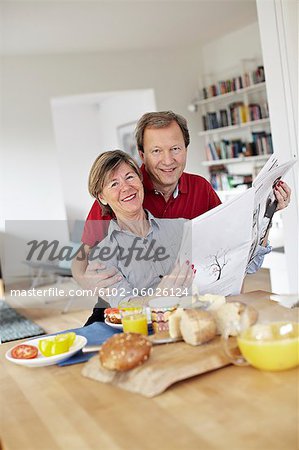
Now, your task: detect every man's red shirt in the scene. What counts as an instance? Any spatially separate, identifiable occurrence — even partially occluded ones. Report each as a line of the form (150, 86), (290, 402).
(82, 165), (221, 246)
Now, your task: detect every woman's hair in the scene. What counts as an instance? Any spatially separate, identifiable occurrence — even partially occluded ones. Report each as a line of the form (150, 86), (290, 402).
(88, 150), (142, 215)
(135, 111), (190, 153)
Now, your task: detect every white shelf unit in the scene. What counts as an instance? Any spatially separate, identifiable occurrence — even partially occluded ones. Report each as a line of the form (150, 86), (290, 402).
(198, 118), (270, 137)
(201, 154), (269, 167)
(194, 81), (266, 106)
(193, 76), (272, 192)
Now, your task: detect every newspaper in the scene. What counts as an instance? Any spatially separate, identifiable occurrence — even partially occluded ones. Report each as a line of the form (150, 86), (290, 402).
(247, 154), (296, 267)
(179, 154), (296, 296)
(179, 188), (255, 296)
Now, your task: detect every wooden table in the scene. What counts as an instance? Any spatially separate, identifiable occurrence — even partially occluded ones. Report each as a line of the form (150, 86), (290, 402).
(1, 291), (298, 450)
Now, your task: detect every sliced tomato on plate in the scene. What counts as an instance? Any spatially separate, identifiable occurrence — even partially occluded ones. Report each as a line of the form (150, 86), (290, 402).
(104, 308), (119, 315)
(11, 344), (38, 359)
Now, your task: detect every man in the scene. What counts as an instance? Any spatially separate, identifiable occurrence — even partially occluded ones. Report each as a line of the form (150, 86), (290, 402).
(72, 111), (221, 288)
(72, 111), (290, 322)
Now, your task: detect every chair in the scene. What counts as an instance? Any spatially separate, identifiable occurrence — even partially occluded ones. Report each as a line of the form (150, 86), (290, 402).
(25, 221), (85, 313)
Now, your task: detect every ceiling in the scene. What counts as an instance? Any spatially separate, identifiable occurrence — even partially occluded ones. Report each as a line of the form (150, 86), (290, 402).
(0, 0), (258, 56)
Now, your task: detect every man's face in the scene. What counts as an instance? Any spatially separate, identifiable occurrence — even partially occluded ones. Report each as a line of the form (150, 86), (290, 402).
(139, 121), (187, 191)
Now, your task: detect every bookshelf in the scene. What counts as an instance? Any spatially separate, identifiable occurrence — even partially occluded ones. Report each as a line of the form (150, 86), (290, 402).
(194, 81), (266, 107)
(198, 118), (270, 137)
(191, 64), (273, 193)
(201, 154), (269, 167)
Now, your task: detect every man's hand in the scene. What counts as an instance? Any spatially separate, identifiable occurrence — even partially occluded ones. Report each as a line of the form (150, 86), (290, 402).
(71, 244), (123, 294)
(274, 181), (291, 211)
(84, 262), (123, 294)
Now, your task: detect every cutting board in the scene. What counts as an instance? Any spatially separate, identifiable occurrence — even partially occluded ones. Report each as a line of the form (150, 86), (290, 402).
(82, 337), (230, 397)
(82, 291), (299, 397)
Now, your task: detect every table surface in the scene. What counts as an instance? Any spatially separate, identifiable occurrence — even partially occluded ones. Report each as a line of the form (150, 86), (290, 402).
(1, 291), (298, 450)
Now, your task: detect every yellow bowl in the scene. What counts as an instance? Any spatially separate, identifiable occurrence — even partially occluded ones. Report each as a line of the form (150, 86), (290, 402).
(237, 322), (299, 371)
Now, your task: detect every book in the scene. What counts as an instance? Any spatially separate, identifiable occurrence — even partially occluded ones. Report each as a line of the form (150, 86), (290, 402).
(219, 109), (229, 128)
(201, 65), (266, 99)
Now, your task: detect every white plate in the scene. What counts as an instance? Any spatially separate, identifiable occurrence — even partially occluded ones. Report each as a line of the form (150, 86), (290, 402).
(104, 319), (123, 329)
(5, 335), (87, 368)
(150, 335), (182, 345)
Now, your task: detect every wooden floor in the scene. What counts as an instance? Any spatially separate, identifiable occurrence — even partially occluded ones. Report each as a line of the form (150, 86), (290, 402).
(4, 269), (271, 335)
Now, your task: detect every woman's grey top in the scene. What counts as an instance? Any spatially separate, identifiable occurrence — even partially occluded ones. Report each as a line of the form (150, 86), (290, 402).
(89, 210), (270, 307)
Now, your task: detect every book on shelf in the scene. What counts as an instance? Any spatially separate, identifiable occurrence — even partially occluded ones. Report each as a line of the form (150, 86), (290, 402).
(201, 100), (268, 131)
(204, 134), (273, 161)
(219, 109), (229, 127)
(228, 102), (246, 125)
(229, 102), (265, 125)
(205, 142), (218, 161)
(248, 103), (263, 121)
(201, 65), (265, 100)
(251, 132), (273, 155)
(210, 171), (252, 191)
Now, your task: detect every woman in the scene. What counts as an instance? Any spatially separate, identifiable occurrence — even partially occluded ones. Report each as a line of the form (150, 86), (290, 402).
(88, 150), (194, 307)
(87, 150), (269, 308)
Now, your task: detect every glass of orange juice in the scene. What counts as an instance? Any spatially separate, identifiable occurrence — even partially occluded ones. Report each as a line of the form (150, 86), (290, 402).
(223, 321), (299, 371)
(120, 305), (148, 336)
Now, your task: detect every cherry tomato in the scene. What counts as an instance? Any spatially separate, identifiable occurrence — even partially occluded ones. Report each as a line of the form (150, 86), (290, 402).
(11, 344), (38, 359)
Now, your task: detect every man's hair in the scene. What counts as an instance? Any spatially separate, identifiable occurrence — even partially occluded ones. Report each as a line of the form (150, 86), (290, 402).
(135, 111), (190, 153)
(88, 150), (142, 215)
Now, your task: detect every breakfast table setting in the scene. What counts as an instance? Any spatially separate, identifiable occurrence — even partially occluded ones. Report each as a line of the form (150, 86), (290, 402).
(0, 290), (298, 450)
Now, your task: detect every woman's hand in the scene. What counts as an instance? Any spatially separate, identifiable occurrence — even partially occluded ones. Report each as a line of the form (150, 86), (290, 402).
(124, 261), (196, 306)
(157, 261), (195, 292)
(274, 181), (291, 211)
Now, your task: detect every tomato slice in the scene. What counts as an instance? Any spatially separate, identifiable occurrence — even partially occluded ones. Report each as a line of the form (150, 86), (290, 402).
(104, 308), (119, 315)
(11, 344), (38, 359)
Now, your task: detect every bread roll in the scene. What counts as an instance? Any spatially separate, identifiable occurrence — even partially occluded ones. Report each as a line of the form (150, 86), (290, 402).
(168, 308), (183, 339)
(180, 309), (217, 346)
(99, 333), (152, 372)
(212, 301), (258, 337)
(197, 294), (226, 311)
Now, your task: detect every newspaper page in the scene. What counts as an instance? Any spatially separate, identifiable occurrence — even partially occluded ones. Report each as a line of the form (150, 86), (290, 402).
(247, 155), (296, 267)
(179, 188), (255, 296)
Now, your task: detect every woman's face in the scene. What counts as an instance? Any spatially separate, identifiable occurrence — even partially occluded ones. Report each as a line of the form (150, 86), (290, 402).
(99, 162), (144, 219)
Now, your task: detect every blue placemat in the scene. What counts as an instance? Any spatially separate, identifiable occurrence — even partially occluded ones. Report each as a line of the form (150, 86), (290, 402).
(57, 322), (121, 366)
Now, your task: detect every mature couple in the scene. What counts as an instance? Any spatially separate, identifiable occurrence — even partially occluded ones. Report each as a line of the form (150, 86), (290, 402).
(72, 111), (291, 324)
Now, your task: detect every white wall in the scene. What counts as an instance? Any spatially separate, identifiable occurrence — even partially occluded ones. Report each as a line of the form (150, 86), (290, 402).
(2, 45), (204, 228)
(201, 22), (263, 81)
(1, 45), (204, 280)
(51, 89), (156, 223)
(96, 89), (155, 152)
